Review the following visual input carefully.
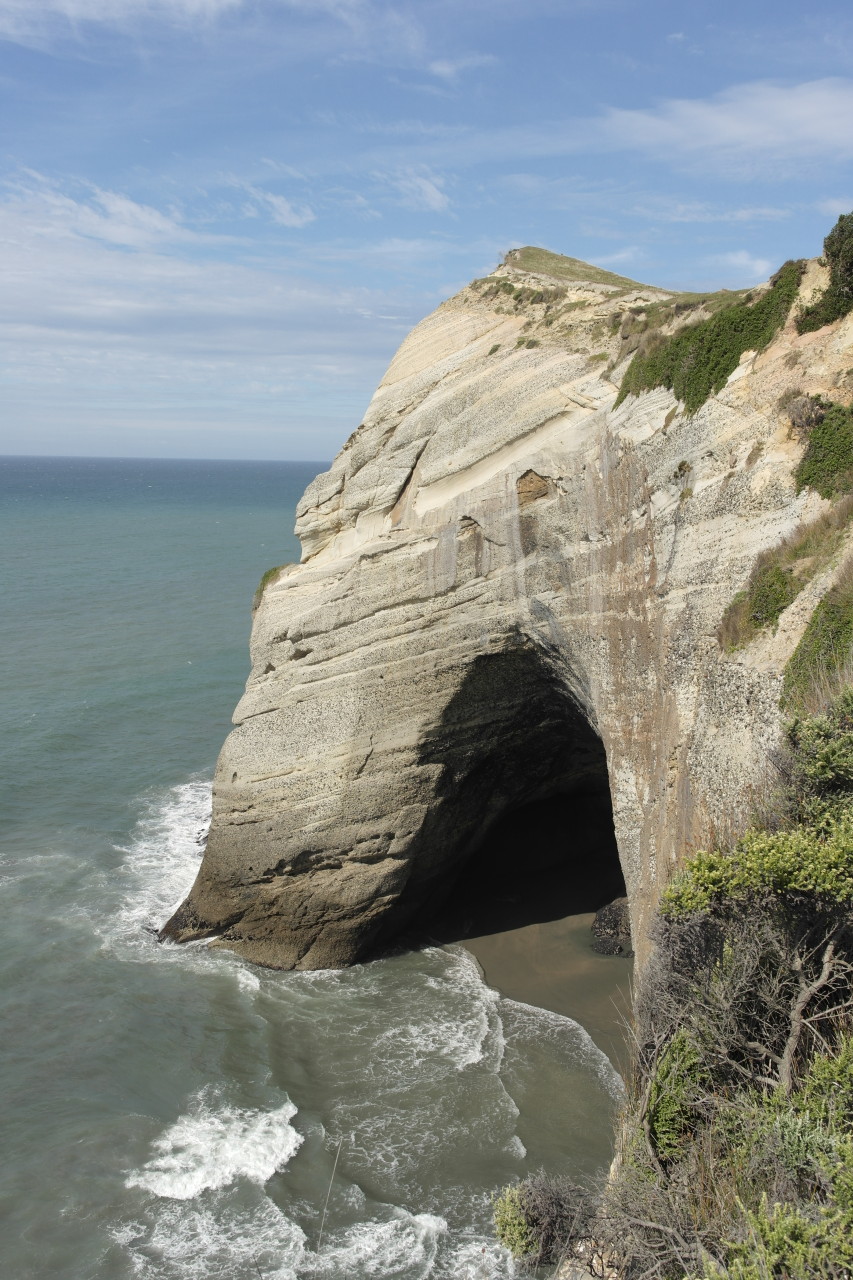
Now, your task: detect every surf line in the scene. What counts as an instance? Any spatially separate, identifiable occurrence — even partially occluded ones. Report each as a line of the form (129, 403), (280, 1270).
(317, 1134), (345, 1253)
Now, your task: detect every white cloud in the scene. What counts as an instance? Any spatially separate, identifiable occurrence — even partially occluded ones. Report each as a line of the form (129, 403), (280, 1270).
(381, 167), (450, 212)
(0, 0), (240, 34)
(816, 197), (853, 217)
(712, 250), (773, 280)
(0, 174), (420, 455)
(597, 79), (853, 172)
(4, 173), (223, 248)
(427, 53), (497, 79)
(236, 182), (316, 228)
(637, 200), (790, 224)
(590, 247), (643, 267)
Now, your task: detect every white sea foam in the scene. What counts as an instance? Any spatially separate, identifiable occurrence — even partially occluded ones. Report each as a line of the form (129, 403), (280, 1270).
(126, 1090), (303, 1200)
(116, 1190), (307, 1280)
(104, 777), (211, 958)
(305, 1211), (446, 1280)
(439, 1238), (516, 1280)
(499, 997), (625, 1100)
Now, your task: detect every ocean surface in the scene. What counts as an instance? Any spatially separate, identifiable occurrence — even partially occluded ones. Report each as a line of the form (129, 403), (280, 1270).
(0, 457), (622, 1280)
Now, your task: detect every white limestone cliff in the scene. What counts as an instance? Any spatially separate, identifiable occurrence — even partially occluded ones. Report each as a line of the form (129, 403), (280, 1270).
(163, 250), (853, 969)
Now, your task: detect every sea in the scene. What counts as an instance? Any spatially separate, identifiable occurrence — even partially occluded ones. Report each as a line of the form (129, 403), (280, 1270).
(0, 456), (623, 1280)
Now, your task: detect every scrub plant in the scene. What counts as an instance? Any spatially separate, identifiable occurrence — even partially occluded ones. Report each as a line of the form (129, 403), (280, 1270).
(500, 693), (853, 1279)
(615, 260), (804, 415)
(797, 212), (853, 335)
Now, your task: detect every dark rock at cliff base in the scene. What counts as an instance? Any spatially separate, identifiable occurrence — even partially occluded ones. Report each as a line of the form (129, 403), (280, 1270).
(591, 897), (632, 956)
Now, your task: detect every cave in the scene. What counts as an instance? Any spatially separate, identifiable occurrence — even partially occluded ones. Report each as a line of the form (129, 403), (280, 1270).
(372, 640), (626, 953)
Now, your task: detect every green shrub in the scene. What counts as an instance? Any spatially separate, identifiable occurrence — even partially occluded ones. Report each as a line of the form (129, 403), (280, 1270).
(615, 259), (804, 415)
(493, 1185), (536, 1259)
(797, 212), (853, 334)
(719, 495), (853, 652)
(494, 1173), (597, 1266)
(787, 691), (853, 793)
(795, 400), (853, 498)
(784, 562), (853, 709)
(252, 564), (288, 611)
(660, 816), (853, 917)
(647, 1029), (703, 1162)
(723, 1196), (853, 1280)
(795, 1033), (853, 1130)
(749, 563), (801, 630)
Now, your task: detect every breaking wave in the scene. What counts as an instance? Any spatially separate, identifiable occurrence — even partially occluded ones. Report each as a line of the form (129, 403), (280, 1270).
(126, 1090), (303, 1200)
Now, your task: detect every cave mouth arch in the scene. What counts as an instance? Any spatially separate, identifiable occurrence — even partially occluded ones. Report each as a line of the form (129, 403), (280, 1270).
(372, 640), (626, 953)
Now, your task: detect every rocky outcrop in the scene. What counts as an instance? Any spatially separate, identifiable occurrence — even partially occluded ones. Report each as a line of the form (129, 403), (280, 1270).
(163, 249), (853, 969)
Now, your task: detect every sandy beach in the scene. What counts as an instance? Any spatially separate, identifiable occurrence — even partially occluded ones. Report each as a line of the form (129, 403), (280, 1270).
(463, 913), (633, 1073)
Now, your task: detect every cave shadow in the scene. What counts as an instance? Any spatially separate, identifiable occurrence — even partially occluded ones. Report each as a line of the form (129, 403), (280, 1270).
(369, 638), (625, 956)
(412, 786), (625, 947)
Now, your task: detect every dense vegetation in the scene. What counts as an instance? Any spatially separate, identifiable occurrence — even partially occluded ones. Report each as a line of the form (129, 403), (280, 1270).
(797, 213), (853, 335)
(795, 399), (853, 499)
(495, 695), (853, 1277)
(615, 260), (804, 415)
(718, 494), (853, 655)
(718, 393), (853, 658)
(785, 560), (853, 712)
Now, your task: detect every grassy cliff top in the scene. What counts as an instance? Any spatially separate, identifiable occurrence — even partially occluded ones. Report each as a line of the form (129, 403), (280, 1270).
(503, 245), (653, 290)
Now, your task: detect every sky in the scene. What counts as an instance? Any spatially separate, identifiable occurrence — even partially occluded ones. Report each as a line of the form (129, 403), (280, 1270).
(2, 1), (853, 460)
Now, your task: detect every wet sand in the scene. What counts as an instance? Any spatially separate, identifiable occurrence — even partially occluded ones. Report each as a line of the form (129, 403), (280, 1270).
(463, 913), (633, 1073)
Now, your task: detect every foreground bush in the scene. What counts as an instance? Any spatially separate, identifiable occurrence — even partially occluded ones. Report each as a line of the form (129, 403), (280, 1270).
(497, 694), (853, 1278)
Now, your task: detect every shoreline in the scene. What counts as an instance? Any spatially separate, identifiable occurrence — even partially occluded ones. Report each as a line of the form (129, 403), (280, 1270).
(461, 911), (633, 1073)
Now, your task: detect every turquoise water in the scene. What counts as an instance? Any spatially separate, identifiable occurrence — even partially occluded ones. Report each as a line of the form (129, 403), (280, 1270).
(0, 457), (621, 1280)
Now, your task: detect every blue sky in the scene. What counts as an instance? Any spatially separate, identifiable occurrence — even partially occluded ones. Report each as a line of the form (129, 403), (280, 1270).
(2, 1), (853, 460)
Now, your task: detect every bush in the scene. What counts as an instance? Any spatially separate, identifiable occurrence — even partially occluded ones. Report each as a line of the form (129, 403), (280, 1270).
(616, 259), (804, 415)
(493, 1185), (536, 1260)
(646, 1029), (703, 1162)
(797, 211), (853, 335)
(723, 1195), (853, 1280)
(540, 694), (853, 1280)
(719, 492), (853, 653)
(493, 1174), (596, 1266)
(252, 564), (288, 611)
(795, 400), (853, 498)
(659, 817), (853, 917)
(749, 563), (801, 630)
(784, 559), (853, 710)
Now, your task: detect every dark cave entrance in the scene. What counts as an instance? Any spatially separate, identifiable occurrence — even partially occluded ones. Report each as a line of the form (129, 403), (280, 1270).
(373, 641), (626, 953)
(417, 784), (625, 945)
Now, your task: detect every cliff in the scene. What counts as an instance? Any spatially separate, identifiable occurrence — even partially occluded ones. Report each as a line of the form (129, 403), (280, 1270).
(163, 245), (853, 969)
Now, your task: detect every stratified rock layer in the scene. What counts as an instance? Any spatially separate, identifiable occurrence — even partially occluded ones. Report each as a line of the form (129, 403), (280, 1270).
(164, 254), (853, 968)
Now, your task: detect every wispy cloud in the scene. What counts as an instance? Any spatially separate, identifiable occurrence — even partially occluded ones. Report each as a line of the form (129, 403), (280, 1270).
(428, 52), (497, 79)
(712, 249), (773, 280)
(233, 181), (315, 228)
(0, 172), (424, 454)
(0, 0), (241, 35)
(636, 200), (791, 224)
(591, 246), (644, 267)
(4, 172), (224, 248)
(596, 79), (853, 174)
(379, 167), (450, 212)
(816, 197), (853, 217)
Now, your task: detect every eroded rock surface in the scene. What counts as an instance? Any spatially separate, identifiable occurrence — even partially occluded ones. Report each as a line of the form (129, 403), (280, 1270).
(163, 252), (853, 969)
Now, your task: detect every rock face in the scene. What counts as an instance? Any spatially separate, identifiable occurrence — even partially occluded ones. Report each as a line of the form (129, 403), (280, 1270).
(591, 898), (633, 957)
(163, 250), (853, 969)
